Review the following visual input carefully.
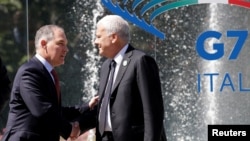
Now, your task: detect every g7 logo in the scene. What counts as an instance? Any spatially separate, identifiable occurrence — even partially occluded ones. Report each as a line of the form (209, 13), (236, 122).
(196, 30), (248, 60)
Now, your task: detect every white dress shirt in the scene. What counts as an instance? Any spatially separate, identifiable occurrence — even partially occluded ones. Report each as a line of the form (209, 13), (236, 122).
(101, 44), (129, 131)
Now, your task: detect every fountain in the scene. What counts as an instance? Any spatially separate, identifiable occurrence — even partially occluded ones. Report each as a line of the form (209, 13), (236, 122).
(158, 3), (250, 141)
(61, 1), (250, 141)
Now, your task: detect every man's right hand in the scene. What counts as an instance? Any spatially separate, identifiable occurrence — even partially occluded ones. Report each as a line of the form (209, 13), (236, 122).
(89, 96), (99, 110)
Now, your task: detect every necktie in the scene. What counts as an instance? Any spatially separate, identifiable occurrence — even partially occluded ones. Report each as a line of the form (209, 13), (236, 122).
(99, 60), (116, 135)
(51, 69), (60, 102)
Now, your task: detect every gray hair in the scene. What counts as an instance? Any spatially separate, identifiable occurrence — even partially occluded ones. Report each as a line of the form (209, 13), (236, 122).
(97, 15), (130, 43)
(34, 25), (63, 48)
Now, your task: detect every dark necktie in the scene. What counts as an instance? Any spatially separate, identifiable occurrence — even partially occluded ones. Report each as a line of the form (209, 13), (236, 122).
(51, 69), (60, 102)
(99, 60), (116, 135)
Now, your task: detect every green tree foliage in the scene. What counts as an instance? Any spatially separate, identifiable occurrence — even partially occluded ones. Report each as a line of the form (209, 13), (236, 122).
(0, 0), (86, 129)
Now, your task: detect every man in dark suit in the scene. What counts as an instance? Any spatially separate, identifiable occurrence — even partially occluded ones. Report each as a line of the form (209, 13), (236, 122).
(0, 57), (11, 114)
(1, 25), (98, 141)
(0, 56), (11, 140)
(94, 15), (165, 141)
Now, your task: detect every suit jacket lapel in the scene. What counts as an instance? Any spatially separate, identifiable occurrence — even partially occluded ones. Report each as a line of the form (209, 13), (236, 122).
(32, 56), (59, 105)
(112, 45), (134, 93)
(32, 57), (55, 91)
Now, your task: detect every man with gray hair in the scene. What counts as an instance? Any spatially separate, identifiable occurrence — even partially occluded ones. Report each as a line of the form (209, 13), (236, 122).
(93, 15), (165, 141)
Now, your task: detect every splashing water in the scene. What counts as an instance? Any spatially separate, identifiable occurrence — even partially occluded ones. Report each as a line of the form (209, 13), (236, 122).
(66, 1), (250, 141)
(69, 0), (104, 102)
(82, 0), (104, 100)
(203, 3), (220, 126)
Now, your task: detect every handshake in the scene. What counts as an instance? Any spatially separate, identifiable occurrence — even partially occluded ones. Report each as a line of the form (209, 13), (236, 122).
(69, 121), (81, 140)
(69, 96), (99, 140)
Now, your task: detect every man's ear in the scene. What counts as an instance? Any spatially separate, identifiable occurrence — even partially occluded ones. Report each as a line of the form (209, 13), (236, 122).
(41, 40), (47, 47)
(111, 33), (118, 44)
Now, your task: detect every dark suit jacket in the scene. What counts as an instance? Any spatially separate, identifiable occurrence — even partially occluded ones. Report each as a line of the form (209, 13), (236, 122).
(96, 45), (164, 141)
(1, 56), (87, 141)
(0, 57), (11, 113)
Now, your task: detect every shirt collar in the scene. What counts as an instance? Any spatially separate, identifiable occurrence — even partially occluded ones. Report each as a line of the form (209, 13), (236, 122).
(113, 44), (128, 65)
(35, 54), (54, 73)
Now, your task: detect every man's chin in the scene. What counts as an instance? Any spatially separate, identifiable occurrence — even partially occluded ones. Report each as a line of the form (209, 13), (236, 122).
(55, 62), (64, 67)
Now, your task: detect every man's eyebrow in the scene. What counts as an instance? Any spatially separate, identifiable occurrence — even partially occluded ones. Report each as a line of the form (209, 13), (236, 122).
(56, 39), (66, 43)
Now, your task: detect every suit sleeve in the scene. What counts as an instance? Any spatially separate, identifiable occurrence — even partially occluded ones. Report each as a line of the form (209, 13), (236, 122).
(60, 105), (84, 139)
(78, 106), (97, 132)
(61, 104), (89, 121)
(62, 103), (97, 134)
(136, 55), (164, 141)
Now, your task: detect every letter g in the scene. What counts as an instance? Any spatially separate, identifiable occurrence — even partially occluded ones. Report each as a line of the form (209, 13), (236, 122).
(196, 31), (224, 60)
